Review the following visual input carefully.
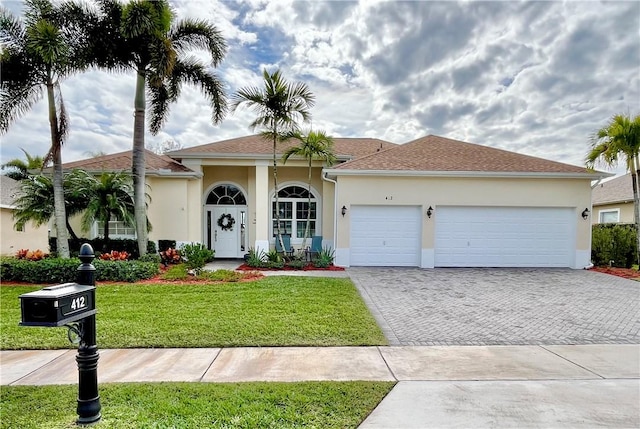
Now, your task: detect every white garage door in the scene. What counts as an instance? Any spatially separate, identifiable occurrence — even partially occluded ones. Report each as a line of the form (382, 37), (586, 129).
(435, 206), (574, 267)
(350, 206), (421, 266)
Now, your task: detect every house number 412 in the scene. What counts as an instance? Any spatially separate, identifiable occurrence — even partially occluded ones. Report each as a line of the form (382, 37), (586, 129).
(70, 296), (86, 311)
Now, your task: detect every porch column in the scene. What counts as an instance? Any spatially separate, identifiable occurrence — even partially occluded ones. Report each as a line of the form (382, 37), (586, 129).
(254, 162), (269, 254)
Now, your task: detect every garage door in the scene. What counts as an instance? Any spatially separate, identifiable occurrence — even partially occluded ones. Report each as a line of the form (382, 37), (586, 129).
(350, 206), (421, 266)
(434, 207), (573, 267)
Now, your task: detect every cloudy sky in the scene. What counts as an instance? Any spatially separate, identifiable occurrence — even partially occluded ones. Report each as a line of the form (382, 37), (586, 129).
(1, 0), (639, 175)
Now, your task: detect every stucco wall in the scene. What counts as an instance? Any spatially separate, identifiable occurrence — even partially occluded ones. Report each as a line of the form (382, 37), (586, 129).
(334, 175), (593, 268)
(1, 208), (49, 255)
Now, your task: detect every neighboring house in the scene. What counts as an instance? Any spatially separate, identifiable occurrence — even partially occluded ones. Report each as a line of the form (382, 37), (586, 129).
(0, 175), (49, 255)
(591, 173), (634, 224)
(63, 135), (609, 269)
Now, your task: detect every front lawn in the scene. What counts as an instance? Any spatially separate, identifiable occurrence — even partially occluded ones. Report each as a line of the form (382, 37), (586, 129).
(1, 381), (395, 428)
(1, 277), (387, 349)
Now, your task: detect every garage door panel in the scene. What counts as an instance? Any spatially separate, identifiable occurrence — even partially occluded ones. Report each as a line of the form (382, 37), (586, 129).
(350, 206), (421, 267)
(435, 207), (573, 268)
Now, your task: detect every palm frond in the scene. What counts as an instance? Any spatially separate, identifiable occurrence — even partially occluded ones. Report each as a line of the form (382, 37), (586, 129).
(170, 18), (227, 66)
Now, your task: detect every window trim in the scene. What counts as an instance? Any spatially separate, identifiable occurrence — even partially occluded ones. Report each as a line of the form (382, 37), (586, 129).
(94, 220), (136, 238)
(598, 208), (620, 224)
(270, 183), (322, 245)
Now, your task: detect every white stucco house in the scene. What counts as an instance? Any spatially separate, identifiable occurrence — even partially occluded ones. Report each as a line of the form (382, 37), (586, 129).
(63, 134), (609, 269)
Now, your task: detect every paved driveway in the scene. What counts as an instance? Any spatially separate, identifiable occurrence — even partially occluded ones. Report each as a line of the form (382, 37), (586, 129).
(348, 268), (640, 346)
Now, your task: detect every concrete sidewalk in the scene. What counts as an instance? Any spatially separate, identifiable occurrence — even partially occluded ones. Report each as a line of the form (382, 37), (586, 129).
(2, 344), (639, 427)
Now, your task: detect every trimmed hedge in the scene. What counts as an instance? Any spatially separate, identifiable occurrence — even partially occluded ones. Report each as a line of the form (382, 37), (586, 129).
(49, 237), (156, 259)
(591, 223), (637, 268)
(0, 257), (160, 283)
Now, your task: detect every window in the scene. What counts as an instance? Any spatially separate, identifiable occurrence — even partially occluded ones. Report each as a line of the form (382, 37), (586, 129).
(206, 185), (246, 205)
(272, 186), (317, 239)
(599, 209), (620, 223)
(96, 221), (135, 237)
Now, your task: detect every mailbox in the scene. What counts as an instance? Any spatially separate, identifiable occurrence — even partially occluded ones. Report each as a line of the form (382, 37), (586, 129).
(19, 282), (96, 327)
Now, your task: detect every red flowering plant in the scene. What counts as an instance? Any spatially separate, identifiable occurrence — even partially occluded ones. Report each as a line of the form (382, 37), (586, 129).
(99, 250), (130, 261)
(160, 248), (182, 265)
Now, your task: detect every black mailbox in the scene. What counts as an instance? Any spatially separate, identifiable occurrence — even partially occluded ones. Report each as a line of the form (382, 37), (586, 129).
(19, 282), (96, 327)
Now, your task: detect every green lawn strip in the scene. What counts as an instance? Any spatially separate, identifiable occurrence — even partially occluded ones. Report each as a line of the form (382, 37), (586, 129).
(1, 277), (387, 349)
(1, 381), (395, 429)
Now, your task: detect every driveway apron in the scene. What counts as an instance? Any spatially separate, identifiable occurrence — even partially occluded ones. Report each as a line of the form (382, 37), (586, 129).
(348, 267), (640, 346)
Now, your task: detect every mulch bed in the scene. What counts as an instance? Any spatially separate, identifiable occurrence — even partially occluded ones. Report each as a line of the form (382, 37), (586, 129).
(589, 266), (640, 280)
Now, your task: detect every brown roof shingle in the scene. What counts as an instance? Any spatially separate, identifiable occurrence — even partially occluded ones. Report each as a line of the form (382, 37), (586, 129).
(592, 173), (633, 205)
(62, 150), (194, 174)
(168, 134), (396, 160)
(332, 135), (593, 174)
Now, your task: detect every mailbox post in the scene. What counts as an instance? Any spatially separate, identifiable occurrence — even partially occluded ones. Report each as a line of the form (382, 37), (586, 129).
(19, 243), (101, 425)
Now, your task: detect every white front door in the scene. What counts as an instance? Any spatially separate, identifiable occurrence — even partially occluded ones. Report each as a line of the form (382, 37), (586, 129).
(208, 207), (242, 258)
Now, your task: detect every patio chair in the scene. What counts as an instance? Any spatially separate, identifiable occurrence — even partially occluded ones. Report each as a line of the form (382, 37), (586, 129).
(306, 235), (323, 261)
(275, 234), (294, 257)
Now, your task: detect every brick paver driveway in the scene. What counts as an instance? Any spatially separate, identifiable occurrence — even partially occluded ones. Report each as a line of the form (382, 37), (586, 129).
(348, 268), (640, 346)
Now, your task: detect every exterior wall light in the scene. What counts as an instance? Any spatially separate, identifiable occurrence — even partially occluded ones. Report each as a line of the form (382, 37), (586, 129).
(581, 208), (590, 220)
(426, 206), (433, 218)
(341, 205), (347, 217)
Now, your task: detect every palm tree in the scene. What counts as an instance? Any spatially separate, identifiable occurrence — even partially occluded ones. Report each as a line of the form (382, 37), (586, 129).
(92, 0), (227, 256)
(0, 0), (96, 258)
(78, 171), (135, 242)
(0, 148), (47, 180)
(282, 130), (336, 249)
(13, 170), (92, 241)
(232, 69), (315, 250)
(586, 113), (640, 265)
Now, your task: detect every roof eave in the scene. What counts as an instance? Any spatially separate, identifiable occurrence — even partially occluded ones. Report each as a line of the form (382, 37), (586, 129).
(323, 169), (612, 180)
(146, 170), (202, 178)
(167, 152), (354, 161)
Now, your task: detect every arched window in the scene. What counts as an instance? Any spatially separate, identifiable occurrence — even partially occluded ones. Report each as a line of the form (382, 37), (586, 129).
(273, 185), (317, 239)
(206, 184), (246, 205)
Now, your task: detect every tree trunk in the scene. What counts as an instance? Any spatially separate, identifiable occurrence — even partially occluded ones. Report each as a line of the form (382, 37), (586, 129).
(47, 83), (70, 258)
(66, 216), (79, 241)
(132, 68), (148, 256)
(633, 155), (640, 267)
(273, 126), (285, 252)
(103, 211), (110, 242)
(302, 157), (312, 250)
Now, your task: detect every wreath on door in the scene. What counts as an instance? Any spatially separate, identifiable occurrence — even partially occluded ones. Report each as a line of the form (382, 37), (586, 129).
(217, 213), (235, 231)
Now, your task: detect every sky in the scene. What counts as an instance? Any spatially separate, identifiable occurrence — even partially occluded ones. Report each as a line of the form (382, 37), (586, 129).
(1, 0), (639, 176)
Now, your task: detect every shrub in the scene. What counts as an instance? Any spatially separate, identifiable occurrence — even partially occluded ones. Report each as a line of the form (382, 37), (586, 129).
(49, 237), (156, 259)
(286, 258), (306, 270)
(180, 243), (215, 274)
(591, 224), (637, 268)
(160, 248), (181, 265)
(138, 253), (161, 264)
(265, 249), (282, 263)
(246, 248), (265, 268)
(0, 257), (159, 283)
(158, 240), (176, 252)
(313, 247), (335, 268)
(15, 249), (48, 261)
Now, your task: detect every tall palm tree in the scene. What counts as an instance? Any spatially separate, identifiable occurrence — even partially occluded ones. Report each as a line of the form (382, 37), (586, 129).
(232, 69), (315, 250)
(0, 0), (95, 258)
(282, 130), (336, 249)
(92, 0), (227, 256)
(586, 113), (640, 264)
(0, 148), (47, 180)
(78, 171), (135, 242)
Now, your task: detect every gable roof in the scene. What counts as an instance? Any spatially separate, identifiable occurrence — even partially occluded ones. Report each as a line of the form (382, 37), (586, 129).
(592, 173), (633, 205)
(327, 135), (608, 178)
(61, 149), (198, 177)
(167, 134), (396, 161)
(0, 175), (20, 208)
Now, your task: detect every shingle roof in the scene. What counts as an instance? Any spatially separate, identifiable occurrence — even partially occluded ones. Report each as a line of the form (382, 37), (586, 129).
(62, 149), (195, 174)
(168, 134), (396, 160)
(332, 135), (594, 174)
(0, 175), (21, 206)
(592, 173), (633, 205)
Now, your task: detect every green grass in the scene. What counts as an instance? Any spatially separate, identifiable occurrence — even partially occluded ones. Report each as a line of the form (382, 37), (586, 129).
(0, 381), (395, 428)
(1, 277), (387, 349)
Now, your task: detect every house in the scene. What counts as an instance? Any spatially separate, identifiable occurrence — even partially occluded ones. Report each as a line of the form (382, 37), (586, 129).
(0, 175), (49, 255)
(63, 135), (608, 269)
(591, 173), (634, 224)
